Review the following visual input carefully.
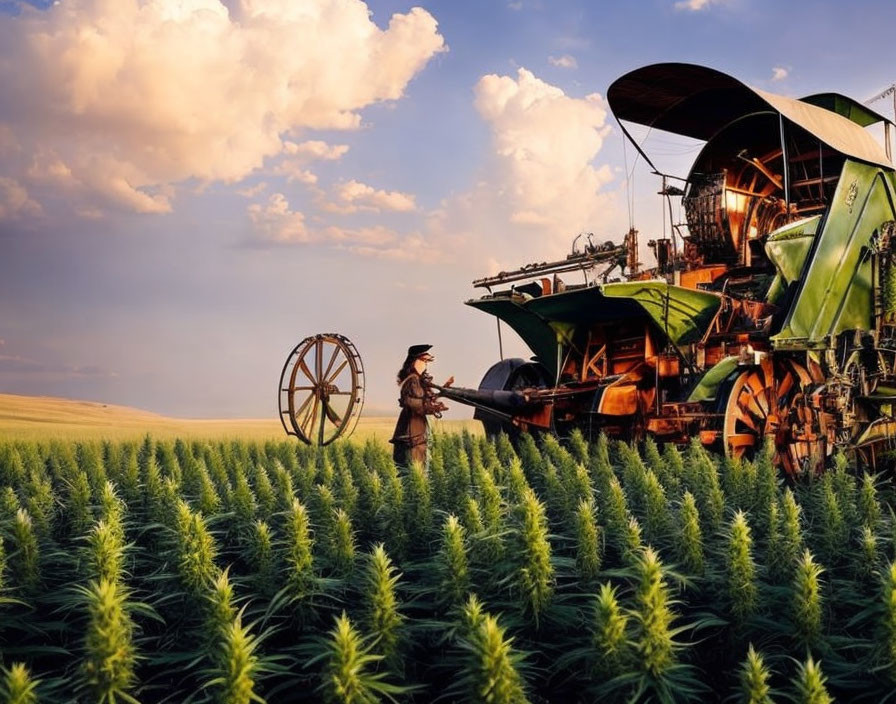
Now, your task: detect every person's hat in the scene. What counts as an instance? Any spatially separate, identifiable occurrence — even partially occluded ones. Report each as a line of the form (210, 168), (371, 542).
(404, 344), (434, 366)
(407, 344), (433, 358)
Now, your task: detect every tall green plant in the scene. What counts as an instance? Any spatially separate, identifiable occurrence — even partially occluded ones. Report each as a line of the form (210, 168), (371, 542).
(10, 508), (39, 592)
(437, 515), (470, 608)
(172, 499), (219, 599)
(789, 656), (832, 704)
(315, 611), (405, 704)
(633, 547), (675, 677)
(330, 509), (356, 577)
(246, 520), (276, 598)
(603, 476), (631, 557)
(643, 469), (672, 547)
(791, 549), (823, 651)
(676, 491), (704, 576)
(767, 489), (804, 582)
(857, 472), (882, 532)
(77, 578), (138, 704)
(453, 604), (529, 704)
(568, 428), (590, 466)
(283, 499), (315, 605)
(738, 645), (774, 704)
(816, 476), (846, 565)
(64, 469), (93, 539)
(86, 519), (126, 584)
(592, 582), (631, 681)
(504, 458), (530, 505)
(854, 525), (879, 583)
(726, 511), (758, 626)
(207, 567), (237, 641)
(205, 607), (265, 704)
(0, 663), (39, 704)
(363, 544), (404, 667)
(465, 613), (530, 704)
(513, 488), (554, 627)
(477, 469), (505, 563)
(574, 499), (602, 585)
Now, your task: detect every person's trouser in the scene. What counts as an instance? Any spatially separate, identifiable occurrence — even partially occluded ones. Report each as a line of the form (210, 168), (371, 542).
(393, 442), (426, 469)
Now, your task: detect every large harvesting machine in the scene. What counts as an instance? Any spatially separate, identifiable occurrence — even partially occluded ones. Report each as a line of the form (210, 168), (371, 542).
(437, 63), (896, 475)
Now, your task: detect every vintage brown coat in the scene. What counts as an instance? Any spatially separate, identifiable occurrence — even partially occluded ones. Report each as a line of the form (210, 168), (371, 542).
(390, 371), (441, 467)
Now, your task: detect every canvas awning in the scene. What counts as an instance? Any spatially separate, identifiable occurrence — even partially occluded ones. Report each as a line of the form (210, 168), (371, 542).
(607, 63), (892, 168)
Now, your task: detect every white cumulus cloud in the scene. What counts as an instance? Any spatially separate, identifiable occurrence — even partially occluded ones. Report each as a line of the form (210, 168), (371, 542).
(283, 140), (351, 161)
(332, 180), (418, 213)
(0, 177), (42, 220)
(426, 68), (619, 272)
(247, 193), (310, 244)
(272, 139), (350, 184)
(548, 54), (578, 69)
(0, 0), (445, 218)
(771, 66), (789, 82)
(476, 69), (613, 236)
(247, 192), (430, 258)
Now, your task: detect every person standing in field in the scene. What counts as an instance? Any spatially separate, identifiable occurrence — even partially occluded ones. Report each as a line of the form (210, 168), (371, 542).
(390, 344), (452, 469)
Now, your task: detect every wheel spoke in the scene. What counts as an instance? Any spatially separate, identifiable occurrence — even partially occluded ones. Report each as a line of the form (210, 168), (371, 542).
(728, 433), (757, 449)
(318, 398), (326, 445)
(734, 407), (759, 433)
(293, 392), (315, 423)
(323, 399), (343, 427)
(326, 359), (350, 384)
(748, 373), (771, 416)
(738, 386), (766, 420)
(297, 398), (315, 435)
(302, 397), (320, 436)
(777, 371), (794, 401)
(315, 338), (323, 382)
(298, 359), (316, 384)
(322, 344), (340, 384)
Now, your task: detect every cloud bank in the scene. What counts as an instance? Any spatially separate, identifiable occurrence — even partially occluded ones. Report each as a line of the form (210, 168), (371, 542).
(432, 67), (616, 266)
(0, 0), (445, 218)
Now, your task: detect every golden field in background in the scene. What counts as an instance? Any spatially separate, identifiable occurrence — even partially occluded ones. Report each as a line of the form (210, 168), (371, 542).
(0, 393), (480, 442)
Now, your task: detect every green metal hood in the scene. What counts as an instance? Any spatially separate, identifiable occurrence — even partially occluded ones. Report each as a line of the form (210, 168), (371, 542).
(466, 281), (722, 376)
(773, 160), (896, 347)
(598, 281), (722, 344)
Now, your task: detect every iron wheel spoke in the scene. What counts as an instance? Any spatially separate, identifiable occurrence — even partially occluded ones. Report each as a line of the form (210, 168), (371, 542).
(326, 359), (350, 384)
(322, 344), (340, 385)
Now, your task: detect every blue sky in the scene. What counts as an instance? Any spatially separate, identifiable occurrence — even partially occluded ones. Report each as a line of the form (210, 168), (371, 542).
(1, 0), (895, 418)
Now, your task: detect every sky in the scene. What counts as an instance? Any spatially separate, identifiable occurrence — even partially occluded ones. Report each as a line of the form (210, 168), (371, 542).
(2, 0), (896, 420)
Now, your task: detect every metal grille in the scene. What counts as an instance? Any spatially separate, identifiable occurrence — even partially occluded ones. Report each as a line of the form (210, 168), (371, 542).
(683, 172), (736, 262)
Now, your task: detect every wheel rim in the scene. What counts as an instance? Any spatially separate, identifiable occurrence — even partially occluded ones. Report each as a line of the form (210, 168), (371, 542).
(722, 359), (826, 476)
(278, 333), (364, 445)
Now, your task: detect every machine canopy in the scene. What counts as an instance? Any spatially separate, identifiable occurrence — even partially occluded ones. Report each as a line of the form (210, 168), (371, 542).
(607, 63), (892, 168)
(466, 282), (722, 378)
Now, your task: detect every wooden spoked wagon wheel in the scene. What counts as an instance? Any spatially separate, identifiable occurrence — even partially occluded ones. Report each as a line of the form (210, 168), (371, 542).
(721, 357), (828, 476)
(278, 333), (365, 445)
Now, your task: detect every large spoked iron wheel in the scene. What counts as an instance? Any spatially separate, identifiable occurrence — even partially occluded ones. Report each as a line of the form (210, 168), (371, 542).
(721, 358), (828, 476)
(278, 333), (364, 445)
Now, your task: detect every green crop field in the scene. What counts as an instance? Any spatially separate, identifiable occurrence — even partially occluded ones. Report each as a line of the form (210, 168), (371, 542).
(1, 423), (896, 703)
